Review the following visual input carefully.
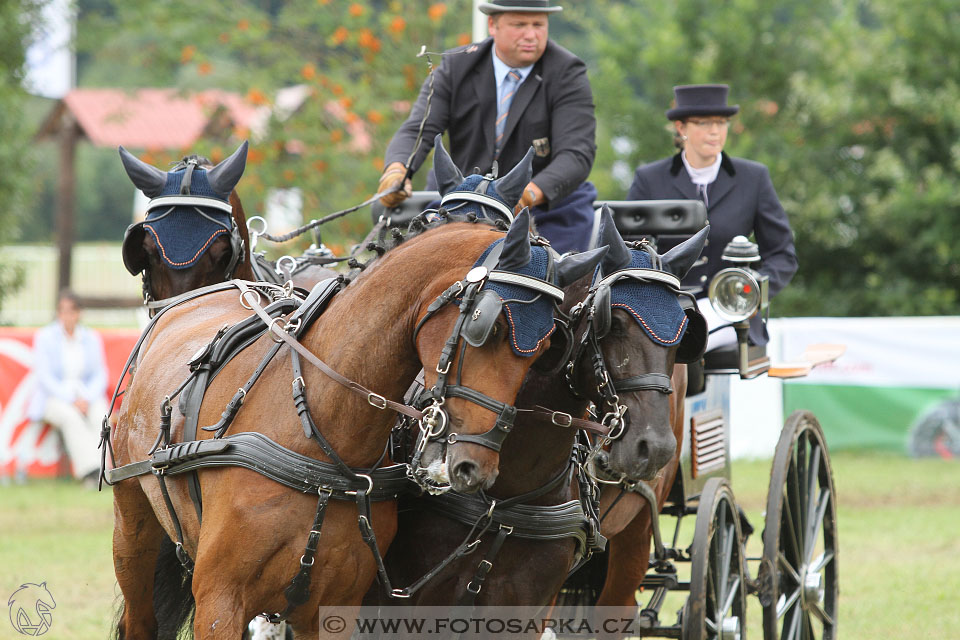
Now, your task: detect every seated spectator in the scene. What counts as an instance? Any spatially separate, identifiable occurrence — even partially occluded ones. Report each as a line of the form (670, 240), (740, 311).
(27, 290), (107, 487)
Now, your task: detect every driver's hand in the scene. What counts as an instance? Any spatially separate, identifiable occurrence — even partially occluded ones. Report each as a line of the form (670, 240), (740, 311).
(378, 162), (412, 208)
(514, 181), (544, 214)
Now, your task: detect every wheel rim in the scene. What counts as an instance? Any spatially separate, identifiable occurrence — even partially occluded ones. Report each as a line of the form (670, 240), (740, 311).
(763, 412), (838, 640)
(685, 478), (747, 640)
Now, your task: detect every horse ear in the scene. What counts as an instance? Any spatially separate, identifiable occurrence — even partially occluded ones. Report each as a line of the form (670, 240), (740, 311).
(556, 245), (608, 288)
(432, 134), (464, 196)
(661, 225), (710, 279)
(206, 141), (249, 198)
(494, 146), (534, 206)
(598, 204), (632, 275)
(118, 146), (167, 198)
(497, 207), (532, 271)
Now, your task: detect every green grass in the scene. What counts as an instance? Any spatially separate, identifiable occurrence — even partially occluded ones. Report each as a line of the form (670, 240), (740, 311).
(2, 453), (959, 638)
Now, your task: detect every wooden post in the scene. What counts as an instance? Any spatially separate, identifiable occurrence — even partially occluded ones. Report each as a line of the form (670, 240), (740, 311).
(55, 111), (78, 298)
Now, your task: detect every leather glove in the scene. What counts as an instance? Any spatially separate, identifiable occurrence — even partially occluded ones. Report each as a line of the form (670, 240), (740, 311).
(514, 181), (543, 215)
(377, 162), (412, 208)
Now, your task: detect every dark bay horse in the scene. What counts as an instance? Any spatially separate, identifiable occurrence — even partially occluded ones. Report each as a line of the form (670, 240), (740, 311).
(109, 182), (606, 640)
(375, 208), (708, 611)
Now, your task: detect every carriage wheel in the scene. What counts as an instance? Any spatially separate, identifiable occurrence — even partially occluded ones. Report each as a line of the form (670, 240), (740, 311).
(761, 411), (838, 640)
(683, 477), (747, 640)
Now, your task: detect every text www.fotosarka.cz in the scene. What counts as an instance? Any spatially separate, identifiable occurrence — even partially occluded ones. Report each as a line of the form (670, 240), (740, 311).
(317, 606), (647, 638)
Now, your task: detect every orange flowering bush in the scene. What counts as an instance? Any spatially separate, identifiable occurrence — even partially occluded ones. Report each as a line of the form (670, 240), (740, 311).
(428, 3), (447, 21)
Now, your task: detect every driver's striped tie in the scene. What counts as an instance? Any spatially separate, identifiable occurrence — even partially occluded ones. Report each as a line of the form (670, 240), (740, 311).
(495, 69), (522, 154)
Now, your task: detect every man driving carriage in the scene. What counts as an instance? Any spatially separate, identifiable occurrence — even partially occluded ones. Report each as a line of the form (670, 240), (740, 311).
(377, 0), (598, 253)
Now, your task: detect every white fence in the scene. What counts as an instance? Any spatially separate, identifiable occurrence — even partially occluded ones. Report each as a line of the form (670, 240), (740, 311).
(0, 243), (144, 328)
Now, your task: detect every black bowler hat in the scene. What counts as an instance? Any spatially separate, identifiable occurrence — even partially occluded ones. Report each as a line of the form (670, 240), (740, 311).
(478, 0), (563, 14)
(665, 84), (740, 121)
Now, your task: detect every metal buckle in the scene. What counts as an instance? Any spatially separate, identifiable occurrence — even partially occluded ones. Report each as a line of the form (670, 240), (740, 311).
(551, 411), (573, 427)
(466, 581), (482, 594)
(436, 361), (451, 375)
(299, 554), (315, 568)
(268, 317), (288, 343)
(240, 288), (263, 310)
(367, 393), (388, 410)
(390, 589), (412, 599)
(346, 474), (374, 497)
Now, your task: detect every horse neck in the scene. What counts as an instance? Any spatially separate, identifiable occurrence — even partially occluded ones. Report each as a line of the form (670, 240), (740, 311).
(228, 191), (255, 281)
(491, 371), (586, 500)
(300, 223), (495, 464)
(486, 276), (592, 500)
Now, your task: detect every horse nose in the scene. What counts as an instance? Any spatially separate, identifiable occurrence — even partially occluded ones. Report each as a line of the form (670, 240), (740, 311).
(451, 460), (484, 493)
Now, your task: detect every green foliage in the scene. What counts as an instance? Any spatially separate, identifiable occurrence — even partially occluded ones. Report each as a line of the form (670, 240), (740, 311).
(582, 0), (960, 317)
(0, 0), (44, 310)
(74, 0), (477, 254)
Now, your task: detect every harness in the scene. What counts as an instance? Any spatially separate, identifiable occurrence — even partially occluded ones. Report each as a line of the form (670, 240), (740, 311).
(100, 231), (589, 619)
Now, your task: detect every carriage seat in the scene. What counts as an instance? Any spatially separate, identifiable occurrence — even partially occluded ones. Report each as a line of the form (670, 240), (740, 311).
(370, 191), (441, 229)
(590, 199), (708, 249)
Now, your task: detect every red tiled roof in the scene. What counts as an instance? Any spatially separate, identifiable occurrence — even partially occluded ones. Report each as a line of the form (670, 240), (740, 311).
(59, 88), (260, 149)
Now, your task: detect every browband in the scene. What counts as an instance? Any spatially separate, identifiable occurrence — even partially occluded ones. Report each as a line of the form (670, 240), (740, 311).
(440, 191), (515, 223)
(597, 268), (681, 290)
(487, 270), (564, 302)
(146, 195), (234, 215)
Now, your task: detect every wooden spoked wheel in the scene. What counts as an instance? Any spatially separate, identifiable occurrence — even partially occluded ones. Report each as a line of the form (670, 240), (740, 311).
(761, 410), (838, 640)
(683, 477), (747, 640)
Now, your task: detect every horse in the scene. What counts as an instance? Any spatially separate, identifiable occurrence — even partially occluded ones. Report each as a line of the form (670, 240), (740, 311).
(119, 143), (337, 311)
(372, 204), (708, 612)
(107, 151), (606, 638)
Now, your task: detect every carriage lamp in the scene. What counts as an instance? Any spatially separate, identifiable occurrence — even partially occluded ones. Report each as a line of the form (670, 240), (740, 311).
(708, 236), (769, 323)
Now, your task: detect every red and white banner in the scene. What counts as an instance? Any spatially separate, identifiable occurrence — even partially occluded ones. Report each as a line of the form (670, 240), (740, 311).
(0, 327), (139, 478)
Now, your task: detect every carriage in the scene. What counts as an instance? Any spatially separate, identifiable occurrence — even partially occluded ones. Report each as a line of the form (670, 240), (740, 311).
(557, 198), (841, 640)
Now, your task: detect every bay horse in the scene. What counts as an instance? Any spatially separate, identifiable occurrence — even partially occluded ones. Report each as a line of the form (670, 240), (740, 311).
(107, 180), (605, 640)
(373, 206), (708, 611)
(119, 143), (337, 310)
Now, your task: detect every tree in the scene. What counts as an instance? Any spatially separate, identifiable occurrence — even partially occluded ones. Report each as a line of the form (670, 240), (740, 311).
(0, 0), (45, 314)
(73, 0), (477, 254)
(579, 0), (960, 317)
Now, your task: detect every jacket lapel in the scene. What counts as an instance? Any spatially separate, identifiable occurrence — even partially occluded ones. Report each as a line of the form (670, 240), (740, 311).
(670, 165), (699, 201)
(706, 152), (737, 208)
(497, 67), (542, 158)
(474, 57), (497, 159)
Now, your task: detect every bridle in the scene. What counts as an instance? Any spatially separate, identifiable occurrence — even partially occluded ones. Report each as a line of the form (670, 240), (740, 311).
(438, 174), (515, 226)
(136, 157), (246, 316)
(407, 243), (565, 491)
(566, 243), (694, 453)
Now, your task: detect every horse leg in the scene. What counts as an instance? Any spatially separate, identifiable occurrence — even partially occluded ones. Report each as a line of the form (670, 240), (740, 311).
(113, 479), (166, 640)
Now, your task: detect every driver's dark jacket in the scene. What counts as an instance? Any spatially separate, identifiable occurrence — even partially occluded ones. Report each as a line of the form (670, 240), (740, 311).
(628, 152), (798, 345)
(384, 38), (596, 208)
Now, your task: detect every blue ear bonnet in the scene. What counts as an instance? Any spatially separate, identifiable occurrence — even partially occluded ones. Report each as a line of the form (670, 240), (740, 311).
(470, 239), (556, 356)
(609, 251), (688, 346)
(440, 175), (514, 223)
(142, 167), (233, 270)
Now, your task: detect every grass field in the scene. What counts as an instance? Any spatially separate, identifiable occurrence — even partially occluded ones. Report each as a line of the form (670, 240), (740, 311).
(2, 452), (959, 639)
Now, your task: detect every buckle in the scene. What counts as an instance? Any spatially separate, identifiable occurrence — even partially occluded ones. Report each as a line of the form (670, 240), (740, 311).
(551, 411), (573, 427)
(367, 393), (387, 410)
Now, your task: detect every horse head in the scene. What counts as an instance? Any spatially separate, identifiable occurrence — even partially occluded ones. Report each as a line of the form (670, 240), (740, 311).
(118, 142), (254, 307)
(570, 206), (708, 482)
(431, 134), (531, 226)
(410, 206), (606, 494)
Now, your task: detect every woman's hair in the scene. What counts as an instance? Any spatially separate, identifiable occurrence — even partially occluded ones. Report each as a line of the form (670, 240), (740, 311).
(57, 288), (82, 309)
(672, 121), (686, 150)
